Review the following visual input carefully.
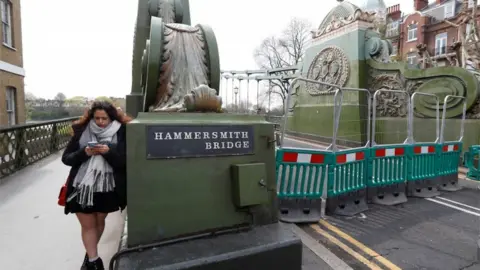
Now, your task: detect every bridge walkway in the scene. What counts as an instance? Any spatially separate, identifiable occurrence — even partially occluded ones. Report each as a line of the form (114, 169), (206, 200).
(284, 136), (480, 270)
(0, 153), (125, 270)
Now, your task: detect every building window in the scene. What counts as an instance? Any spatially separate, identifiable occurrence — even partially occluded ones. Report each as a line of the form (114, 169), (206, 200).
(444, 2), (455, 18)
(386, 21), (399, 37)
(6, 86), (16, 126)
(435, 32), (448, 55)
(407, 24), (417, 41)
(468, 0), (479, 8)
(407, 53), (417, 65)
(0, 0), (12, 47)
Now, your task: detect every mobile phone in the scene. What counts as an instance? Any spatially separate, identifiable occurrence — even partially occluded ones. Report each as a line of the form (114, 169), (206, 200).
(87, 142), (99, 148)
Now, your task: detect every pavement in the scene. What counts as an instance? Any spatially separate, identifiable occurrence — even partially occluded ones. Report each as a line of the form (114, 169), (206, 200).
(282, 135), (332, 149)
(0, 153), (125, 270)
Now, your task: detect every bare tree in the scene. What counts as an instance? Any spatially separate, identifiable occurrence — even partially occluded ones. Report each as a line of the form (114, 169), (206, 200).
(253, 17), (313, 106)
(25, 92), (36, 101)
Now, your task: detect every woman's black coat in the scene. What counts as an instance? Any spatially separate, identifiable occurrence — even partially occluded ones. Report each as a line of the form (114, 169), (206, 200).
(61, 123), (127, 214)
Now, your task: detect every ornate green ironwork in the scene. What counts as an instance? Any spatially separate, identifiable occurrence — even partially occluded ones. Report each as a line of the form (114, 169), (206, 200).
(127, 0), (220, 116)
(0, 117), (78, 179)
(367, 59), (480, 119)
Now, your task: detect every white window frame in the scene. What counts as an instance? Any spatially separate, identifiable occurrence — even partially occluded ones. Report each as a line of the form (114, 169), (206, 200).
(468, 0), (479, 8)
(407, 53), (417, 65)
(444, 2), (455, 18)
(435, 32), (448, 56)
(386, 21), (399, 37)
(407, 24), (417, 42)
(6, 86), (16, 126)
(0, 0), (12, 47)
(466, 23), (472, 36)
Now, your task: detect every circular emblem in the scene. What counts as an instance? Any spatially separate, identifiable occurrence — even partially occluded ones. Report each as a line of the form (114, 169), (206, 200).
(305, 46), (350, 95)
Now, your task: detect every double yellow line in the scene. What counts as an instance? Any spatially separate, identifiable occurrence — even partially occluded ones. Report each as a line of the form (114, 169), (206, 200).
(311, 220), (402, 270)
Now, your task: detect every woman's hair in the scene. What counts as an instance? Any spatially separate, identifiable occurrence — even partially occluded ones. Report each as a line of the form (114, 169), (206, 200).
(73, 100), (132, 127)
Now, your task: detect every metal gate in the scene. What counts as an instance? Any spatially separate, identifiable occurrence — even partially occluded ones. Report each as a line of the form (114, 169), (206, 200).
(276, 77), (341, 223)
(407, 92), (441, 197)
(327, 87), (371, 216)
(276, 78), (372, 221)
(369, 90), (410, 205)
(438, 95), (466, 191)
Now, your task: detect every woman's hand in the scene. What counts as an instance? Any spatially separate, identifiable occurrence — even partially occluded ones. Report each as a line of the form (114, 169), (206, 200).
(85, 147), (95, 156)
(95, 144), (110, 154)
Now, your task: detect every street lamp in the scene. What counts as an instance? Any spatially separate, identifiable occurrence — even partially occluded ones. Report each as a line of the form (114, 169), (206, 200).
(234, 86), (239, 112)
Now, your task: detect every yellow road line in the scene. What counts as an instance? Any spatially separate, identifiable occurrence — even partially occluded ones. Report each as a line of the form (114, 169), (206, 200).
(309, 224), (383, 270)
(319, 220), (402, 270)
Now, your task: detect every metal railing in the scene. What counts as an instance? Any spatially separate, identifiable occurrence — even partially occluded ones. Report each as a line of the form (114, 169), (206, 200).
(0, 117), (78, 179)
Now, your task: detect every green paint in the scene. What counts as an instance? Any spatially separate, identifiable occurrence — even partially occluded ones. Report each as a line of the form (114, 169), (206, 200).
(131, 0), (151, 96)
(408, 143), (438, 182)
(437, 142), (463, 178)
(329, 149), (369, 196)
(287, 105), (364, 143)
(374, 117), (477, 152)
(126, 113), (277, 247)
(370, 145), (408, 187)
(231, 163), (269, 207)
(125, 0), (279, 249)
(291, 26), (372, 145)
(275, 148), (333, 198)
(367, 59), (479, 118)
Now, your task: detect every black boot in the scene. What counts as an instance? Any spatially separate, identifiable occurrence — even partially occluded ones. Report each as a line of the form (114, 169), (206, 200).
(80, 253), (88, 270)
(86, 257), (104, 270)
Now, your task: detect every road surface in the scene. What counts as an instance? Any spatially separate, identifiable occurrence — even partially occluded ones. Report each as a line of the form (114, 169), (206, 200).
(283, 135), (480, 270)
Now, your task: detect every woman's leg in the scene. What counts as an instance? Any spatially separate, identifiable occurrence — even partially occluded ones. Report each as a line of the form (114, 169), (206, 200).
(95, 213), (108, 243)
(76, 213), (99, 259)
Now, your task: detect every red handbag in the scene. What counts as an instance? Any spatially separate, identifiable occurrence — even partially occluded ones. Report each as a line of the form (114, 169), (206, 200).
(58, 177), (69, 206)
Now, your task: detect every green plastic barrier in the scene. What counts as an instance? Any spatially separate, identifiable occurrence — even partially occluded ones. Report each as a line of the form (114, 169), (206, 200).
(276, 148), (332, 198)
(327, 148), (369, 216)
(465, 145), (480, 180)
(275, 148), (333, 223)
(406, 143), (440, 197)
(368, 144), (409, 205)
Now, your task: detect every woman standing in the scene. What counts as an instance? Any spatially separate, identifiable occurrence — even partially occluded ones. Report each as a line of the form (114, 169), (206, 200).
(62, 101), (130, 270)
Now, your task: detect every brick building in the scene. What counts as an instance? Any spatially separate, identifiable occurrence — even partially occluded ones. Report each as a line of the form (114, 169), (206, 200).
(385, 0), (479, 68)
(0, 0), (25, 126)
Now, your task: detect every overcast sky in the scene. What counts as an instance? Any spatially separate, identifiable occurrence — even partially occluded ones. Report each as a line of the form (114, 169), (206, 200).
(21, 0), (410, 100)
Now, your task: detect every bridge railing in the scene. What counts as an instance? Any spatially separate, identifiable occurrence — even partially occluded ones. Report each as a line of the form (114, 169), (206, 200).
(0, 117), (78, 179)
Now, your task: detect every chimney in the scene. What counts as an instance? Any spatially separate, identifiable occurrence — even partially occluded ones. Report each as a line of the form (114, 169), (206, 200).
(387, 4), (401, 20)
(414, 0), (428, 11)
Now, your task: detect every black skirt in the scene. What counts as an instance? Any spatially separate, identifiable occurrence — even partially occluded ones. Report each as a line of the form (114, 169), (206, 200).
(66, 191), (121, 214)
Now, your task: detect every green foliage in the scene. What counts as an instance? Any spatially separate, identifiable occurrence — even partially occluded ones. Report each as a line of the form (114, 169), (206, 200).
(95, 96), (113, 103)
(30, 109), (70, 121)
(65, 96), (86, 106)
